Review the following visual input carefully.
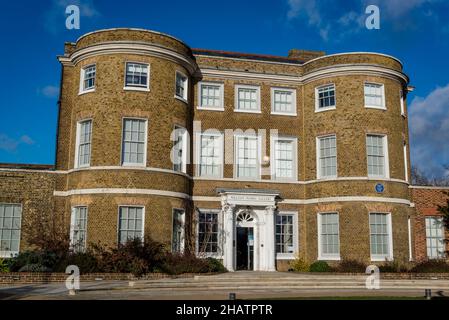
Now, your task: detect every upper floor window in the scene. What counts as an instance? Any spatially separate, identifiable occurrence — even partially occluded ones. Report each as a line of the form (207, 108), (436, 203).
(425, 217), (445, 259)
(0, 204), (22, 258)
(70, 207), (87, 252)
(175, 71), (188, 101)
(366, 134), (389, 178)
(75, 120), (92, 168)
(318, 212), (340, 260)
(315, 84), (336, 112)
(125, 62), (149, 90)
(364, 83), (386, 109)
(235, 135), (260, 179)
(199, 82), (224, 110)
(369, 213), (393, 261)
(198, 210), (219, 255)
(317, 135), (337, 179)
(198, 132), (223, 178)
(173, 126), (188, 174)
(271, 88), (297, 115)
(118, 206), (144, 245)
(122, 118), (147, 166)
(235, 85), (261, 113)
(271, 136), (297, 181)
(80, 65), (96, 94)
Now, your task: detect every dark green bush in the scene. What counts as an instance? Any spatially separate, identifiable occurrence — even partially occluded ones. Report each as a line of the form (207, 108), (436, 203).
(161, 253), (210, 275)
(335, 259), (367, 273)
(309, 261), (332, 272)
(8, 250), (59, 272)
(378, 260), (410, 273)
(411, 260), (449, 273)
(0, 258), (10, 273)
(205, 258), (227, 273)
(18, 264), (52, 273)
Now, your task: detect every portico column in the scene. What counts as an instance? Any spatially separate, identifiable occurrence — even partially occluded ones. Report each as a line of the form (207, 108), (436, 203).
(265, 205), (277, 272)
(222, 203), (235, 272)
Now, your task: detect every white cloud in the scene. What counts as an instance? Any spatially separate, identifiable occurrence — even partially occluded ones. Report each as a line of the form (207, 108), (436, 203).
(409, 84), (449, 178)
(40, 85), (60, 98)
(0, 134), (35, 153)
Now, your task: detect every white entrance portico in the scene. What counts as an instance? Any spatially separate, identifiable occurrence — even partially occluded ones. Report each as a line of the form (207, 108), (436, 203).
(218, 188), (280, 272)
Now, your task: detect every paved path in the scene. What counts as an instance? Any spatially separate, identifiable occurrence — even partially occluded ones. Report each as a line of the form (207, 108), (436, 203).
(1, 272), (448, 300)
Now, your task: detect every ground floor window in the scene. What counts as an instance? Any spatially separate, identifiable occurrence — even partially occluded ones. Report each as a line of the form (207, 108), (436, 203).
(369, 212), (393, 261)
(118, 206), (144, 245)
(275, 214), (295, 255)
(70, 207), (88, 252)
(318, 212), (340, 260)
(172, 209), (185, 253)
(198, 210), (219, 255)
(0, 204), (22, 257)
(426, 216), (445, 259)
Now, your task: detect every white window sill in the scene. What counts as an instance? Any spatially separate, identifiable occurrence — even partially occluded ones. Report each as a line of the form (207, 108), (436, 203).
(317, 175), (338, 180)
(276, 254), (296, 260)
(234, 109), (262, 114)
(272, 177), (297, 182)
(175, 95), (188, 104)
(122, 163), (146, 168)
(271, 112), (297, 117)
(365, 105), (387, 110)
(197, 106), (225, 112)
(368, 175), (389, 180)
(0, 251), (19, 258)
(318, 255), (341, 261)
(75, 164), (91, 170)
(78, 89), (95, 96)
(371, 256), (393, 262)
(124, 86), (150, 92)
(235, 176), (261, 181)
(197, 174), (224, 179)
(315, 106), (336, 113)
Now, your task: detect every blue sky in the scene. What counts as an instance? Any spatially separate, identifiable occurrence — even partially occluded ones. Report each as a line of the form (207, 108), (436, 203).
(0, 0), (448, 179)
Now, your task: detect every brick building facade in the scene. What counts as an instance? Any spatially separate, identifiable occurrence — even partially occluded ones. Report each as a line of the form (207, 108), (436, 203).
(0, 28), (447, 271)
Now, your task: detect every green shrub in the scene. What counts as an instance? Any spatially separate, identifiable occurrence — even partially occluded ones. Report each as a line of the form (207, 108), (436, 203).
(53, 251), (101, 274)
(411, 260), (449, 273)
(378, 260), (410, 273)
(289, 255), (310, 272)
(335, 259), (366, 273)
(161, 253), (210, 275)
(0, 258), (10, 273)
(18, 264), (52, 273)
(8, 250), (59, 272)
(309, 261), (332, 272)
(205, 258), (227, 273)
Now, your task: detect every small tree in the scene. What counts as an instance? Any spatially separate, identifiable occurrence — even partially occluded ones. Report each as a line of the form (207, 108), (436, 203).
(437, 191), (449, 256)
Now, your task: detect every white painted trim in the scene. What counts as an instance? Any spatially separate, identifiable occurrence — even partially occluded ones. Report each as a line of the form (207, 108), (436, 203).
(403, 144), (409, 183)
(408, 217), (413, 262)
(195, 208), (223, 258)
(400, 89), (406, 116)
(117, 205), (145, 244)
(195, 131), (224, 179)
(54, 188), (190, 199)
(192, 195), (413, 206)
(234, 84), (261, 113)
(270, 87), (297, 116)
(234, 133), (262, 180)
(364, 82), (386, 110)
(121, 117), (148, 167)
(275, 211), (299, 260)
(172, 125), (188, 174)
(74, 119), (93, 169)
(70, 206), (88, 251)
(270, 135), (298, 182)
(317, 212), (341, 261)
(0, 203), (22, 258)
(175, 70), (189, 102)
(366, 134), (390, 179)
(171, 208), (186, 253)
(369, 212), (394, 262)
(198, 81), (224, 110)
(315, 83), (336, 113)
(78, 64), (96, 95)
(124, 61), (150, 91)
(409, 185), (449, 190)
(316, 134), (338, 180)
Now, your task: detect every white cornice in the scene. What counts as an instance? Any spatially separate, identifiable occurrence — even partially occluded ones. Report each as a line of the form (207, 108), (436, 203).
(58, 42), (198, 75)
(409, 186), (449, 190)
(54, 188), (190, 199)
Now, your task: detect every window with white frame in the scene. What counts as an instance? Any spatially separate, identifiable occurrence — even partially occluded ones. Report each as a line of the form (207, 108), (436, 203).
(122, 118), (147, 166)
(0, 204), (21, 257)
(199, 82), (224, 109)
(118, 207), (144, 245)
(400, 89), (406, 116)
(198, 133), (223, 177)
(80, 65), (96, 93)
(366, 134), (388, 178)
(272, 88), (296, 115)
(235, 85), (260, 112)
(175, 71), (188, 101)
(198, 210), (219, 254)
(235, 135), (259, 179)
(172, 209), (185, 253)
(276, 214), (295, 255)
(75, 120), (92, 168)
(70, 207), (87, 252)
(364, 83), (385, 109)
(318, 213), (340, 260)
(125, 62), (149, 89)
(369, 213), (393, 261)
(173, 126), (188, 173)
(425, 217), (445, 259)
(272, 137), (297, 180)
(316, 84), (336, 111)
(317, 135), (337, 179)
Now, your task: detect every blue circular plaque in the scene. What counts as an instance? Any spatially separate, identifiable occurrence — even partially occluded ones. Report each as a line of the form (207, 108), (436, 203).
(375, 183), (384, 193)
